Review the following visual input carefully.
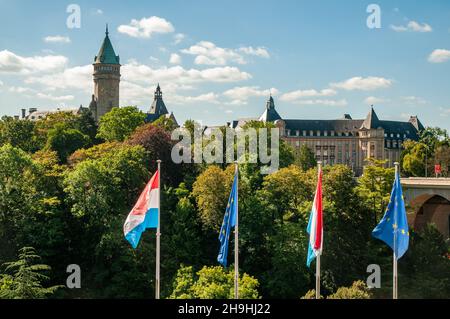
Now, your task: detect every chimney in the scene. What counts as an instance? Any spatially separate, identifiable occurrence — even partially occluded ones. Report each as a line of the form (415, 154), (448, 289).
(29, 107), (37, 114)
(21, 108), (26, 119)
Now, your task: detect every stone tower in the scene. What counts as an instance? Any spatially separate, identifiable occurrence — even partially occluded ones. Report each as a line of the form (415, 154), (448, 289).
(90, 25), (121, 121)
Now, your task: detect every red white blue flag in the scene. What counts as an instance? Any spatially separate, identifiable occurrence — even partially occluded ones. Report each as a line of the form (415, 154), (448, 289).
(307, 168), (323, 267)
(123, 171), (159, 249)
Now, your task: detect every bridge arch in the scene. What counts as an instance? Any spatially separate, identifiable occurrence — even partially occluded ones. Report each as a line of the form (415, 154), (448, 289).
(407, 193), (450, 239)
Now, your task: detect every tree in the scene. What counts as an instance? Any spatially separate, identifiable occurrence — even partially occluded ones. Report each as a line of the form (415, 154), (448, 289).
(399, 225), (450, 299)
(97, 106), (146, 142)
(152, 115), (178, 132)
(0, 247), (61, 299)
(126, 123), (180, 185)
(0, 145), (43, 260)
(294, 144), (317, 171)
(0, 116), (38, 152)
(356, 158), (394, 226)
(192, 165), (234, 231)
(170, 265), (260, 299)
(402, 141), (427, 177)
(327, 281), (372, 299)
(45, 123), (90, 163)
(35, 110), (97, 149)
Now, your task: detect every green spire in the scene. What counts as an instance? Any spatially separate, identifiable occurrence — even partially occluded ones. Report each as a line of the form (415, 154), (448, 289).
(94, 24), (120, 65)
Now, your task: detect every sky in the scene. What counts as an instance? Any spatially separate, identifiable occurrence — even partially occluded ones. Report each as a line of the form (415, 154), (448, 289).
(0, 0), (449, 130)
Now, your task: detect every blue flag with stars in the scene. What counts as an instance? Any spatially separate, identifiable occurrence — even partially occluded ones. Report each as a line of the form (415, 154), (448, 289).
(372, 169), (409, 259)
(217, 173), (238, 267)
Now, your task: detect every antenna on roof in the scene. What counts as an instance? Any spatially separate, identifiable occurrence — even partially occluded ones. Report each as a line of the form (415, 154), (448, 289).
(106, 23), (109, 36)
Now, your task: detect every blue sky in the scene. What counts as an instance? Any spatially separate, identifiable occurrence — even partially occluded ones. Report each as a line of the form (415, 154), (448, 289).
(0, 0), (449, 130)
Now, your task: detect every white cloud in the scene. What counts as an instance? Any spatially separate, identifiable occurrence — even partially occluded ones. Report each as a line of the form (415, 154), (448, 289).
(120, 81), (154, 106)
(118, 16), (174, 38)
(238, 46), (270, 58)
(25, 64), (92, 91)
(9, 86), (35, 93)
(170, 92), (220, 104)
(280, 88), (336, 102)
(364, 96), (387, 105)
(225, 99), (248, 106)
(181, 41), (270, 66)
(43, 35), (71, 44)
(439, 107), (450, 117)
(173, 33), (185, 44)
(293, 99), (348, 106)
(122, 60), (251, 84)
(169, 53), (181, 65)
(0, 80), (3, 86)
(36, 92), (74, 101)
(331, 76), (392, 91)
(391, 20), (432, 33)
(182, 41), (246, 65)
(0, 50), (67, 74)
(428, 49), (450, 63)
(401, 96), (428, 104)
(223, 86), (278, 101)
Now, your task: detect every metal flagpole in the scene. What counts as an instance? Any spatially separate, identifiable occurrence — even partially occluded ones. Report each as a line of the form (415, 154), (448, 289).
(234, 161), (239, 299)
(156, 160), (161, 299)
(316, 161), (322, 300)
(393, 162), (399, 300)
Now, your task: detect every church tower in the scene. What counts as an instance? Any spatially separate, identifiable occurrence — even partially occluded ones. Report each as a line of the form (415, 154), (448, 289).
(90, 25), (121, 121)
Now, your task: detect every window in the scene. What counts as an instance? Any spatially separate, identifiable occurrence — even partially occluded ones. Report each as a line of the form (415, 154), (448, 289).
(310, 130), (314, 136)
(296, 130), (300, 136)
(302, 130), (307, 136)
(324, 131), (328, 136)
(317, 130), (321, 137)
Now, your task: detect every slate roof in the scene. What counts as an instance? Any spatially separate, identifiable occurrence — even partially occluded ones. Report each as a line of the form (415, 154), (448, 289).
(259, 96), (282, 122)
(284, 119), (365, 132)
(148, 84), (168, 116)
(94, 26), (120, 65)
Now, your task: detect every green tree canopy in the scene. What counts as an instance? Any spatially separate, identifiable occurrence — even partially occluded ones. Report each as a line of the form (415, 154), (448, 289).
(0, 247), (61, 299)
(170, 265), (260, 299)
(97, 106), (146, 142)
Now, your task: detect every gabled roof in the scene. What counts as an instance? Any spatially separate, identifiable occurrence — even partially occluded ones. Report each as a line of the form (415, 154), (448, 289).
(94, 26), (120, 65)
(361, 107), (381, 129)
(408, 116), (425, 132)
(259, 96), (282, 122)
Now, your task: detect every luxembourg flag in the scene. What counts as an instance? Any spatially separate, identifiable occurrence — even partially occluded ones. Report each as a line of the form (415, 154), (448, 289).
(123, 170), (159, 249)
(306, 167), (323, 267)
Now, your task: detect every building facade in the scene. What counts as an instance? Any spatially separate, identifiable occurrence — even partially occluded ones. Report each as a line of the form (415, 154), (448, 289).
(89, 26), (121, 121)
(231, 96), (424, 174)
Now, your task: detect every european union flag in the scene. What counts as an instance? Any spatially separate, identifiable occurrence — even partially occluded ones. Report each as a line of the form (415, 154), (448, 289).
(372, 169), (409, 259)
(217, 173), (238, 267)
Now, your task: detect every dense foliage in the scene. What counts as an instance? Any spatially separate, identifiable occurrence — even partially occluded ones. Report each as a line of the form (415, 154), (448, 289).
(0, 111), (449, 299)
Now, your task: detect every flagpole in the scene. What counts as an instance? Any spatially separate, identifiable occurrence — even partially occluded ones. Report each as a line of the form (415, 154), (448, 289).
(393, 162), (399, 300)
(316, 161), (322, 300)
(156, 160), (161, 299)
(234, 161), (239, 299)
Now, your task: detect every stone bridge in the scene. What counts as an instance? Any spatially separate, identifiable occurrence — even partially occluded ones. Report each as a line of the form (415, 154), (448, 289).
(402, 178), (450, 239)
